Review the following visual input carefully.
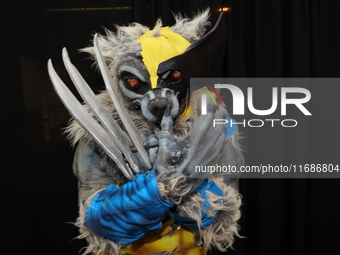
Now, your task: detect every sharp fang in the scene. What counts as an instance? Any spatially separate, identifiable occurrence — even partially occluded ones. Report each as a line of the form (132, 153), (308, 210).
(47, 59), (135, 180)
(93, 34), (152, 170)
(61, 48), (139, 174)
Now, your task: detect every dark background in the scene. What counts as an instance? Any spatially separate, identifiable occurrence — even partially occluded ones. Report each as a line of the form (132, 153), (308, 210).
(1, 0), (339, 254)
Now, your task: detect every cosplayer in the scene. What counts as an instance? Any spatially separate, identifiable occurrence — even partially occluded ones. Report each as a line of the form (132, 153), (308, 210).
(48, 9), (243, 255)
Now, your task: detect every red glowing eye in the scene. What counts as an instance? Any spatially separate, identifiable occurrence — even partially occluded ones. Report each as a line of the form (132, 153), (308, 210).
(127, 78), (140, 87)
(171, 70), (182, 79)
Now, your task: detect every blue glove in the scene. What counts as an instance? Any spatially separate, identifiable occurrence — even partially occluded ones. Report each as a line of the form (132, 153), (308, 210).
(84, 170), (174, 245)
(167, 179), (223, 230)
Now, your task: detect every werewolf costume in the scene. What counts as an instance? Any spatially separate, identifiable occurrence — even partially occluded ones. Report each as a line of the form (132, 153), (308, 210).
(48, 10), (243, 255)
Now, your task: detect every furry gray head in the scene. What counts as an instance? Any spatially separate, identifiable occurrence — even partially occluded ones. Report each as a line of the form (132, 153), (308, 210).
(80, 9), (226, 127)
(48, 9), (228, 179)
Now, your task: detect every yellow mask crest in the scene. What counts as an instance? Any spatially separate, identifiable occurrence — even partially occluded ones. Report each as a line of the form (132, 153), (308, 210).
(137, 27), (191, 88)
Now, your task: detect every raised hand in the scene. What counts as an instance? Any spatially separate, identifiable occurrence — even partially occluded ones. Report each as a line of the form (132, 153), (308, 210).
(153, 94), (228, 190)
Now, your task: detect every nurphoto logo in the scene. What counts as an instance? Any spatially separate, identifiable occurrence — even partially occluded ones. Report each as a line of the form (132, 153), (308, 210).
(199, 83), (312, 128)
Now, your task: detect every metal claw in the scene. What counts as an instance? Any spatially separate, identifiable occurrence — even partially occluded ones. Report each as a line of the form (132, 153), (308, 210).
(61, 48), (139, 174)
(93, 34), (152, 170)
(48, 59), (135, 180)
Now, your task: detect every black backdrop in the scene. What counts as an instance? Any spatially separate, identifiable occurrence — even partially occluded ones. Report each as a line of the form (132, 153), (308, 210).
(1, 0), (340, 254)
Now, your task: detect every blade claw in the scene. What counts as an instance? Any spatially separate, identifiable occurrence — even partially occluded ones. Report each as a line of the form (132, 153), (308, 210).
(93, 34), (152, 169)
(48, 59), (135, 180)
(61, 47), (140, 174)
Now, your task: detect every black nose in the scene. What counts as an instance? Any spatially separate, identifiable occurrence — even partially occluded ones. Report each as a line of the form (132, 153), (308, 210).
(149, 98), (169, 118)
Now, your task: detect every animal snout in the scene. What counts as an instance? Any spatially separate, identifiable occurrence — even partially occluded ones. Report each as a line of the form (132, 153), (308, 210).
(141, 88), (180, 123)
(149, 98), (169, 118)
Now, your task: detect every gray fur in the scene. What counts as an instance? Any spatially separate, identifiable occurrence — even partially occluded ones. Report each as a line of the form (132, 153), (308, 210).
(66, 10), (242, 255)
(171, 9), (211, 43)
(75, 190), (122, 255)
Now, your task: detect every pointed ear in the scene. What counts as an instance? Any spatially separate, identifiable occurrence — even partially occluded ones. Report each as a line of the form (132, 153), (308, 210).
(170, 9), (211, 42)
(157, 12), (227, 98)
